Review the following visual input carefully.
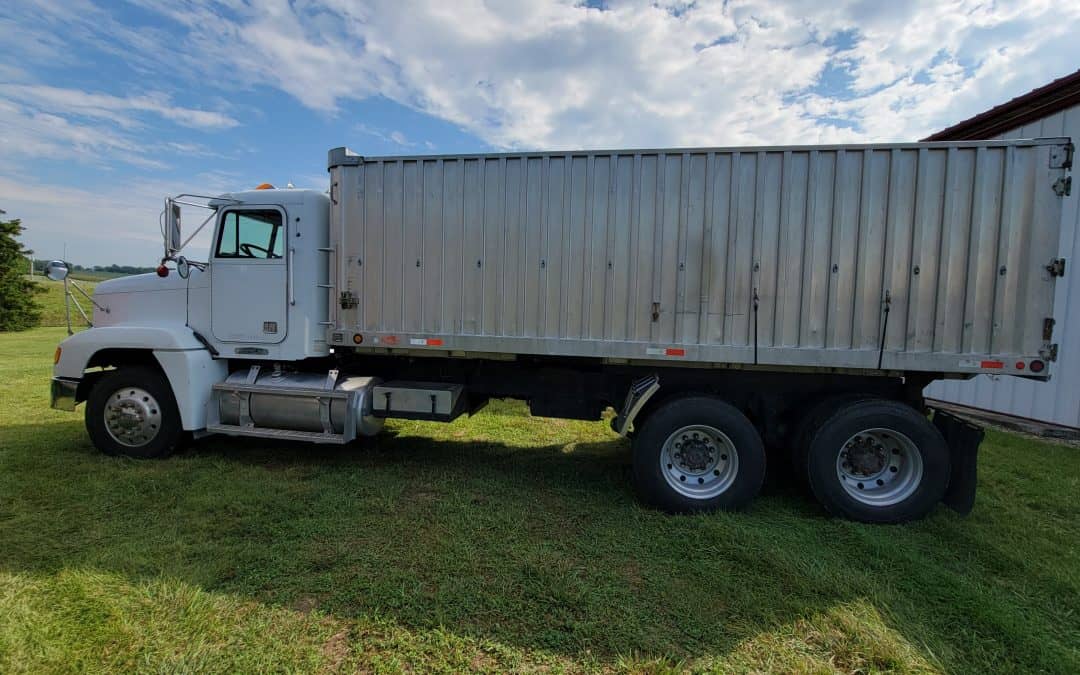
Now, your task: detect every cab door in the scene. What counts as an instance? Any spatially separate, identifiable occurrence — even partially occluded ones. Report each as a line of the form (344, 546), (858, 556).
(210, 207), (288, 344)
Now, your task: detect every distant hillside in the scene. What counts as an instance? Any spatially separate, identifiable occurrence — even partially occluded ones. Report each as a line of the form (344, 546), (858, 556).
(28, 277), (98, 328)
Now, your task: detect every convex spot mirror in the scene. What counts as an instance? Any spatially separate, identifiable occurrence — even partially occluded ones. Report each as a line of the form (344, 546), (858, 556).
(176, 256), (190, 279)
(45, 260), (69, 281)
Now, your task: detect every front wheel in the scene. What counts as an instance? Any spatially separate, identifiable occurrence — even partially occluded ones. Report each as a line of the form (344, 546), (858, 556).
(632, 396), (766, 513)
(86, 366), (183, 459)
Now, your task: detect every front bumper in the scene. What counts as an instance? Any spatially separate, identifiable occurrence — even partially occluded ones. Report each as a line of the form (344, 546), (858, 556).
(50, 377), (80, 411)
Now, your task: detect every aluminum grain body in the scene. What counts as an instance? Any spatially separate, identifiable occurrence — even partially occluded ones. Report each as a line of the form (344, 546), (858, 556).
(326, 139), (1070, 376)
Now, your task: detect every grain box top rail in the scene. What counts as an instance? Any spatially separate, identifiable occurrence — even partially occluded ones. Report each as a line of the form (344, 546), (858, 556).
(328, 137), (1071, 168)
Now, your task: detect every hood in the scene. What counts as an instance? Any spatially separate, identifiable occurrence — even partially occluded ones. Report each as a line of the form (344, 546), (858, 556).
(94, 272), (188, 295)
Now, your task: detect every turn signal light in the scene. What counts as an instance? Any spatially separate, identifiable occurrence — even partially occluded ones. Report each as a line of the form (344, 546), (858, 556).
(156, 265), (169, 277)
(54, 346), (62, 365)
(1029, 360), (1045, 373)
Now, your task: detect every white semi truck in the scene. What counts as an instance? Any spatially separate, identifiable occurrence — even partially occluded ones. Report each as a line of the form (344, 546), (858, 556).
(49, 139), (1072, 523)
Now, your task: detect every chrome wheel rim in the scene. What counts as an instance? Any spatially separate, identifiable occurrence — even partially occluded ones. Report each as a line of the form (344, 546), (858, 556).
(836, 428), (923, 506)
(660, 424), (739, 499)
(104, 386), (162, 448)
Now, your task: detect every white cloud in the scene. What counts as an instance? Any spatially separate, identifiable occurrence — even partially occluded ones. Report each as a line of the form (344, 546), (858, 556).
(5, 0), (1080, 266)
(114, 0), (1080, 149)
(0, 82), (239, 173)
(1, 84), (238, 129)
(0, 98), (169, 170)
(1, 171), (245, 265)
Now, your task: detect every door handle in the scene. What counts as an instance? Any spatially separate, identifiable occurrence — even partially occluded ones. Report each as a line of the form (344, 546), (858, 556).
(288, 247), (295, 306)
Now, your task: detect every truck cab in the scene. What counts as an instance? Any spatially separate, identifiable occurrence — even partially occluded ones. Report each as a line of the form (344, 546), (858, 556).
(51, 187), (335, 444)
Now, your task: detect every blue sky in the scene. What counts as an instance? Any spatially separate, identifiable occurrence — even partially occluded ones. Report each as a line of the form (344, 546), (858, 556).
(2, 0), (1078, 265)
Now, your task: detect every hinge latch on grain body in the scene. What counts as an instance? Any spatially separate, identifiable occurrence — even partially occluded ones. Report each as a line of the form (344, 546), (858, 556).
(1052, 176), (1071, 197)
(1047, 258), (1066, 277)
(1043, 317), (1056, 341)
(1041, 343), (1059, 362)
(1049, 142), (1073, 169)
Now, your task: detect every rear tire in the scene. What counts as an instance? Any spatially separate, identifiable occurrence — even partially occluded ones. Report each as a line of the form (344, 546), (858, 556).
(632, 396), (766, 513)
(805, 399), (949, 523)
(789, 394), (871, 481)
(86, 366), (183, 459)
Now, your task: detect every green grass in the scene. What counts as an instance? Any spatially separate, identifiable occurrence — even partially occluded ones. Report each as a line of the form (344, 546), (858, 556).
(25, 278), (98, 328)
(1, 327), (1078, 673)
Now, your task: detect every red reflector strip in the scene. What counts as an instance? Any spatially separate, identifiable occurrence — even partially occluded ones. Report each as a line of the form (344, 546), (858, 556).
(408, 337), (444, 347)
(981, 360), (1004, 369)
(646, 347), (686, 357)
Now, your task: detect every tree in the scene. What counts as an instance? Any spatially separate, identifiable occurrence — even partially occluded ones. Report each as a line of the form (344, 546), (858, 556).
(0, 217), (44, 331)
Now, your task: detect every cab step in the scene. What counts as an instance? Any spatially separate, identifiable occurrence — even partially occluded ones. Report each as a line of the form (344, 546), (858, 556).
(204, 423), (351, 444)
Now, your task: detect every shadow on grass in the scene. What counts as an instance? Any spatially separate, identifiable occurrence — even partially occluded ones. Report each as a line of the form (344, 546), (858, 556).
(1, 417), (1077, 671)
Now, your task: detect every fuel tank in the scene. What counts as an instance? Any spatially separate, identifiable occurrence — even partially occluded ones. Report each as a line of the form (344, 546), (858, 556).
(218, 370), (383, 437)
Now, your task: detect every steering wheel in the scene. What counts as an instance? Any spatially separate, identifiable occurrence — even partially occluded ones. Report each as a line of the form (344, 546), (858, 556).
(239, 242), (273, 258)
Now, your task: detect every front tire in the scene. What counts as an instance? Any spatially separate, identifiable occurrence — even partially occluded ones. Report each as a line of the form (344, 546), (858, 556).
(805, 399), (949, 523)
(632, 396), (766, 513)
(86, 366), (183, 459)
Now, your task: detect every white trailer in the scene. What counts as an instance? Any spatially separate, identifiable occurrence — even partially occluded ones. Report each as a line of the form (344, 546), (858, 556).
(48, 138), (1072, 523)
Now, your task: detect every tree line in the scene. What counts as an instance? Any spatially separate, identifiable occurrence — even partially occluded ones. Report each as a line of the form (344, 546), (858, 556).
(30, 259), (157, 276)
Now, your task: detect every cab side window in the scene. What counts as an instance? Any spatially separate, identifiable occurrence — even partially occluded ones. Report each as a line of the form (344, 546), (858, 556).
(215, 210), (284, 259)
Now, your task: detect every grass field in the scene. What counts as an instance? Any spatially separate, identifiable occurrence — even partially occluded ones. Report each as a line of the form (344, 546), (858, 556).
(1, 327), (1078, 673)
(26, 278), (99, 328)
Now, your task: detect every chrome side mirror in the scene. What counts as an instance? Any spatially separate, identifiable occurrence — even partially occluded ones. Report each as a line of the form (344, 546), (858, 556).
(176, 256), (190, 279)
(164, 198), (181, 256)
(45, 260), (69, 281)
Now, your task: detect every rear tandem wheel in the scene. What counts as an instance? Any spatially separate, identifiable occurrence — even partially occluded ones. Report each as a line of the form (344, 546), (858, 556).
(803, 399), (950, 523)
(632, 396), (767, 513)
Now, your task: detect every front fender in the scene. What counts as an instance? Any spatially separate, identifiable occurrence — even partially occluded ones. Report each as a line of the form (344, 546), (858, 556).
(52, 326), (227, 431)
(53, 326), (204, 379)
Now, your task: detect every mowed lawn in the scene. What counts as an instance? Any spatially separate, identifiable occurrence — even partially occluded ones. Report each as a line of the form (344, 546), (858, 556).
(1, 328), (1078, 673)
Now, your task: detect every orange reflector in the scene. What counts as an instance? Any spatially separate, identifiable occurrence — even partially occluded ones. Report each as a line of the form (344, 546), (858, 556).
(980, 360), (1004, 369)
(254, 182), (275, 190)
(54, 346), (62, 365)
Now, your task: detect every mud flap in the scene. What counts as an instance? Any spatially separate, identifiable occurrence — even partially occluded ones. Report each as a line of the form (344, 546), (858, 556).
(932, 409), (985, 515)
